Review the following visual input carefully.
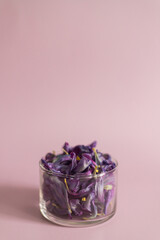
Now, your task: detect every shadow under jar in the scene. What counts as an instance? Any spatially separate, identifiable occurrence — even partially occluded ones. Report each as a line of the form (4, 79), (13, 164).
(39, 158), (118, 227)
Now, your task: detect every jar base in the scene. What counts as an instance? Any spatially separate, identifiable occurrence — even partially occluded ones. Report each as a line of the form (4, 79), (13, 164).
(40, 203), (116, 227)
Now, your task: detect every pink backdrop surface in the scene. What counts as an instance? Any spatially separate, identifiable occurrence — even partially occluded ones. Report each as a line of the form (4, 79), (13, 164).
(0, 0), (160, 239)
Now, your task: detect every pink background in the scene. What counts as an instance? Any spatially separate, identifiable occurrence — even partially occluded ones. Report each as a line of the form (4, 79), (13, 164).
(0, 0), (160, 239)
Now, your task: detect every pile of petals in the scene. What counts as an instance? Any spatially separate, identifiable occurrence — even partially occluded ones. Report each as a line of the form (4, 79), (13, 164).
(40, 141), (117, 219)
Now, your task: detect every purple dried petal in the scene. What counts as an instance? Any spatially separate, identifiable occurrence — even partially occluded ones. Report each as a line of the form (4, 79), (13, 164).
(76, 182), (94, 198)
(90, 200), (97, 218)
(82, 153), (97, 168)
(65, 180), (94, 198)
(67, 178), (80, 193)
(82, 192), (95, 212)
(63, 142), (72, 153)
(42, 183), (53, 201)
(70, 199), (83, 216)
(73, 155), (92, 173)
(41, 159), (50, 170)
(104, 172), (115, 187)
(103, 153), (111, 160)
(103, 164), (115, 172)
(47, 162), (54, 169)
(95, 177), (104, 202)
(47, 201), (69, 216)
(72, 144), (91, 156)
(88, 141), (97, 149)
(57, 154), (71, 163)
(59, 165), (71, 174)
(96, 152), (106, 164)
(70, 152), (77, 171)
(44, 175), (72, 216)
(45, 152), (55, 162)
(104, 189), (112, 215)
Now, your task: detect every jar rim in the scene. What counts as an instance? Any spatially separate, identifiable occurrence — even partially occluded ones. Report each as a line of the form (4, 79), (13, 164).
(39, 157), (118, 179)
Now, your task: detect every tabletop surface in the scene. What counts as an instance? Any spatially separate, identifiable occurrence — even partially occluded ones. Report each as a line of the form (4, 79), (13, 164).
(0, 1), (160, 240)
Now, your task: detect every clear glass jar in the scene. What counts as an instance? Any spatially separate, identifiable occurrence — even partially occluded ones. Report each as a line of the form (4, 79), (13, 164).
(39, 158), (118, 227)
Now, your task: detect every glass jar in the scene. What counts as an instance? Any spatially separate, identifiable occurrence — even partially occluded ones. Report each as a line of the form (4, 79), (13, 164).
(39, 158), (118, 227)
